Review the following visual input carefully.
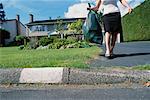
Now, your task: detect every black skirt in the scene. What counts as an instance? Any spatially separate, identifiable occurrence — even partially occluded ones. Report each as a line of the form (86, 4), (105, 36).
(103, 12), (122, 33)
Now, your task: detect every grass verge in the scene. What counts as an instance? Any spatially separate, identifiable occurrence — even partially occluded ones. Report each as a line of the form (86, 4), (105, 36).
(0, 46), (100, 68)
(131, 65), (150, 70)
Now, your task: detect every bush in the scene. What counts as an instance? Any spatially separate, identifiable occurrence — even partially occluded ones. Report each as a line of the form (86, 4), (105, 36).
(66, 37), (77, 44)
(48, 43), (62, 49)
(49, 39), (68, 49)
(15, 35), (26, 46)
(6, 41), (17, 46)
(18, 45), (24, 50)
(0, 29), (10, 39)
(20, 36), (93, 50)
(29, 38), (39, 49)
(79, 41), (91, 48)
(48, 40), (92, 49)
(0, 29), (10, 46)
(15, 35), (25, 41)
(39, 37), (54, 46)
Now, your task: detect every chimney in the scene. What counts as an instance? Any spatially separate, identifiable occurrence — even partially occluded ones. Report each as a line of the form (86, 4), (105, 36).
(29, 14), (34, 23)
(16, 14), (20, 21)
(16, 14), (20, 35)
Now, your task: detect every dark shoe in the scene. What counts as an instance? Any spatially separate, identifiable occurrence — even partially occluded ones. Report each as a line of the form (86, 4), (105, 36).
(110, 51), (116, 58)
(111, 54), (116, 58)
(105, 54), (113, 59)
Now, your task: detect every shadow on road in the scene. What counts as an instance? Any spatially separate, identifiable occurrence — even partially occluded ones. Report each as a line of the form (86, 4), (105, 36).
(100, 52), (150, 58)
(114, 53), (150, 58)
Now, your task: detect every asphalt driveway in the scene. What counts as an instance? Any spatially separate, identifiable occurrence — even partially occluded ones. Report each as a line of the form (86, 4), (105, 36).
(90, 41), (150, 67)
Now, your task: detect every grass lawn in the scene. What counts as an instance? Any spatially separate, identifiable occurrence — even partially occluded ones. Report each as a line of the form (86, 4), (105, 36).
(0, 46), (100, 68)
(131, 65), (150, 70)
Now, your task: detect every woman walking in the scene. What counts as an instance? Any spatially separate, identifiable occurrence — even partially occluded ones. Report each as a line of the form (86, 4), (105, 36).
(89, 0), (132, 59)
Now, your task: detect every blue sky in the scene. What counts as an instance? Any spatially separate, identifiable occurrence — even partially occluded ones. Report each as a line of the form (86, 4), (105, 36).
(1, 0), (145, 24)
(1, 0), (80, 24)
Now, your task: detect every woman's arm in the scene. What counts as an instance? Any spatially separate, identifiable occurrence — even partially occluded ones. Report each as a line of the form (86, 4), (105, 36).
(88, 0), (101, 11)
(120, 0), (132, 13)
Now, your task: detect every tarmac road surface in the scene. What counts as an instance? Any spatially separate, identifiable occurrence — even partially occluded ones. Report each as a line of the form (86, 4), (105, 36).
(0, 84), (150, 100)
(90, 41), (150, 67)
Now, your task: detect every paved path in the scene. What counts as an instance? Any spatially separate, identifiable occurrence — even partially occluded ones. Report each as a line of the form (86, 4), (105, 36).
(90, 41), (150, 67)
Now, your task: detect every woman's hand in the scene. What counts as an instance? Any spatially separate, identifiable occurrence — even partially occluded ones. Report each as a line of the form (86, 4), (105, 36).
(120, 0), (132, 14)
(87, 7), (98, 11)
(87, 0), (101, 11)
(128, 7), (132, 14)
(87, 7), (91, 10)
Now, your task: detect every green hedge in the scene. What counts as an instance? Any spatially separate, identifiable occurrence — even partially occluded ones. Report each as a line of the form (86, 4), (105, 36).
(122, 0), (150, 42)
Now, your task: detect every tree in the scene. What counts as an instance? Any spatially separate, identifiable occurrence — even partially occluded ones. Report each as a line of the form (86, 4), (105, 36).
(0, 3), (7, 46)
(0, 3), (6, 21)
(68, 19), (83, 34)
(0, 29), (10, 46)
(55, 19), (64, 39)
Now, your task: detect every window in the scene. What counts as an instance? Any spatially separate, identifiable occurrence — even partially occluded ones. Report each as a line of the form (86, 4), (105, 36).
(31, 25), (48, 32)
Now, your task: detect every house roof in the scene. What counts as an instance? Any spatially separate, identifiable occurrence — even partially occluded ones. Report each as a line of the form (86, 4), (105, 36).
(0, 19), (26, 28)
(26, 17), (86, 26)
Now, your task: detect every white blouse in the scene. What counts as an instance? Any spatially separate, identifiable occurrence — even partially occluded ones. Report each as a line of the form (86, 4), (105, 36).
(98, 0), (120, 15)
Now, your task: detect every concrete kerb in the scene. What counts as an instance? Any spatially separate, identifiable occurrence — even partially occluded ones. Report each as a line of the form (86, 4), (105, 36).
(0, 68), (150, 84)
(0, 68), (22, 84)
(67, 68), (150, 84)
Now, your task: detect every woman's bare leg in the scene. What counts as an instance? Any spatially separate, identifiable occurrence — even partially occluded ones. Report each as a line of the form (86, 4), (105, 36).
(105, 32), (111, 56)
(110, 32), (118, 54)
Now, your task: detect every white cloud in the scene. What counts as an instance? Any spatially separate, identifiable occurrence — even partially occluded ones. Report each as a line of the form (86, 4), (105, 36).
(65, 3), (89, 18)
(80, 0), (143, 3)
(65, 0), (145, 18)
(1, 0), (19, 8)
(1, 0), (38, 14)
(64, 1), (96, 18)
(80, 0), (95, 2)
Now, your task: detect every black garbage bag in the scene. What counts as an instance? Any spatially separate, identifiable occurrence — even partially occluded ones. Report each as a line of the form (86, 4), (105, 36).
(83, 3), (103, 44)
